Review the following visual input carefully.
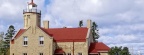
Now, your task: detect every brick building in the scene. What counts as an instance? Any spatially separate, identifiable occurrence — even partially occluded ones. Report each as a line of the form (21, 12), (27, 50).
(10, 0), (110, 55)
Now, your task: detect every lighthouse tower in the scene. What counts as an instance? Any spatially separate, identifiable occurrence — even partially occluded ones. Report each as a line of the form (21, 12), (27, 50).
(23, 0), (41, 29)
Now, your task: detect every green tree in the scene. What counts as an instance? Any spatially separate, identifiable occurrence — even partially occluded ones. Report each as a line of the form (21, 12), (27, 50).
(92, 22), (99, 41)
(122, 47), (131, 55)
(5, 25), (15, 39)
(0, 41), (8, 55)
(5, 25), (15, 46)
(108, 46), (131, 55)
(0, 25), (16, 55)
(79, 20), (83, 27)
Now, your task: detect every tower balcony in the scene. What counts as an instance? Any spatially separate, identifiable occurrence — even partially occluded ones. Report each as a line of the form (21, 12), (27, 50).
(23, 9), (41, 15)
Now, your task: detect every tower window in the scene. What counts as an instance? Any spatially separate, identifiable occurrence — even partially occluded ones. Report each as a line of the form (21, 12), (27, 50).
(39, 53), (43, 55)
(23, 53), (27, 55)
(23, 36), (28, 46)
(39, 36), (44, 45)
(27, 15), (30, 18)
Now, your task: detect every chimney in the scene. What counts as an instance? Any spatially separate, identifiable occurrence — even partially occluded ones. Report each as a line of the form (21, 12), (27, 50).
(87, 19), (92, 28)
(43, 21), (49, 29)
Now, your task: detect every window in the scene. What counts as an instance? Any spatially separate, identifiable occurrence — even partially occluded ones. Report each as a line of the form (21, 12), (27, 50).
(39, 53), (43, 55)
(13, 53), (14, 55)
(39, 36), (44, 45)
(78, 53), (82, 55)
(23, 36), (28, 46)
(27, 15), (30, 18)
(68, 53), (71, 55)
(23, 53), (27, 55)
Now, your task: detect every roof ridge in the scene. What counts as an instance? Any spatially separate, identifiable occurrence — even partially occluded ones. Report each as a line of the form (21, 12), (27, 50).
(41, 27), (87, 29)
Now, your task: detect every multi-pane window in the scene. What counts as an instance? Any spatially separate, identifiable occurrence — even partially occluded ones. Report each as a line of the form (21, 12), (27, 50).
(23, 36), (28, 46)
(68, 53), (71, 55)
(23, 53), (27, 55)
(39, 53), (43, 55)
(39, 36), (44, 45)
(78, 53), (82, 55)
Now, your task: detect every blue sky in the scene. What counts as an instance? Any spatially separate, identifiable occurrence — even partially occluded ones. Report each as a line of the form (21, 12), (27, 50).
(0, 0), (144, 54)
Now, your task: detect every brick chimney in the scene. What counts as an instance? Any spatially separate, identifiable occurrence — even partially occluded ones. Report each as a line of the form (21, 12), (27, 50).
(43, 21), (49, 29)
(87, 19), (92, 28)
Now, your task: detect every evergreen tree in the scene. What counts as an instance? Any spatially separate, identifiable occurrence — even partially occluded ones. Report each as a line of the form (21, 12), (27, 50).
(79, 20), (83, 27)
(0, 25), (16, 55)
(5, 25), (15, 39)
(5, 25), (15, 45)
(92, 22), (99, 41)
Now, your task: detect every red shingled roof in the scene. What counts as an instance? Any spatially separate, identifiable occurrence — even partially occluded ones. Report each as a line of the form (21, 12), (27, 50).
(15, 29), (26, 39)
(11, 29), (25, 44)
(55, 49), (64, 53)
(12, 27), (88, 42)
(89, 42), (110, 53)
(42, 27), (88, 42)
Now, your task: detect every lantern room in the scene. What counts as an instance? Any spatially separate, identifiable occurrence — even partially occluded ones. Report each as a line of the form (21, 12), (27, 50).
(23, 0), (41, 15)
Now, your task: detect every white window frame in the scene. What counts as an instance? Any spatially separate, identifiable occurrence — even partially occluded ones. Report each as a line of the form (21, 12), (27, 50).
(23, 36), (28, 46)
(39, 36), (44, 45)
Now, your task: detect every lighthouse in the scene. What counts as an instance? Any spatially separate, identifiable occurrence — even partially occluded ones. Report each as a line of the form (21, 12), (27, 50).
(23, 0), (41, 29)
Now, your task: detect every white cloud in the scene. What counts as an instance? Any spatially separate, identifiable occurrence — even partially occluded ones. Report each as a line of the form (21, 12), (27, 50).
(0, 0), (44, 19)
(0, 21), (5, 32)
(99, 34), (139, 44)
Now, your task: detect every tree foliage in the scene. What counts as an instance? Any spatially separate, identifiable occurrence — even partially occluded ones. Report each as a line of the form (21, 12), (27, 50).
(108, 46), (131, 55)
(92, 22), (99, 41)
(0, 25), (16, 55)
(79, 20), (83, 27)
(4, 25), (15, 45)
(78, 20), (100, 42)
(5, 25), (15, 39)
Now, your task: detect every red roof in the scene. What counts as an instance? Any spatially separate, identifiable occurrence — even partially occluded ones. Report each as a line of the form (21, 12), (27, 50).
(42, 28), (88, 42)
(55, 49), (64, 53)
(28, 0), (37, 7)
(89, 42), (110, 53)
(14, 29), (26, 39)
(12, 27), (88, 42)
(11, 29), (25, 44)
